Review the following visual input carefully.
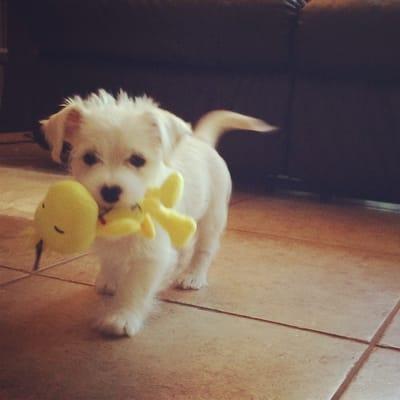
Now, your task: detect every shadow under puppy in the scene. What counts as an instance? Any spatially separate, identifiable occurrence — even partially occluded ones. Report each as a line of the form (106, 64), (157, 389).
(41, 90), (275, 337)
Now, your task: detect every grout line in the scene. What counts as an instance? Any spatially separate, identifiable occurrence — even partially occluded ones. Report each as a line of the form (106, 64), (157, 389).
(0, 273), (32, 288)
(6, 266), (398, 357)
(0, 264), (31, 273)
(330, 298), (400, 400)
(228, 188), (400, 214)
(36, 273), (94, 287)
(161, 298), (370, 346)
(0, 253), (89, 276)
(5, 269), (375, 347)
(16, 261), (370, 345)
(36, 253), (90, 273)
(227, 227), (400, 259)
(376, 343), (400, 352)
(10, 264), (383, 348)
(27, 271), (377, 346)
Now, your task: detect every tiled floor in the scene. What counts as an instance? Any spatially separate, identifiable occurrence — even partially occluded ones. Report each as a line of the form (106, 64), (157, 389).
(0, 140), (400, 399)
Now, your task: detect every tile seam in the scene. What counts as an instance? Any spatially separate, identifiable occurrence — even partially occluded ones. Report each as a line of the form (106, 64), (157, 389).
(227, 227), (400, 258)
(6, 273), (396, 353)
(162, 298), (370, 346)
(0, 273), (31, 288)
(375, 343), (400, 352)
(330, 298), (400, 400)
(0, 253), (89, 274)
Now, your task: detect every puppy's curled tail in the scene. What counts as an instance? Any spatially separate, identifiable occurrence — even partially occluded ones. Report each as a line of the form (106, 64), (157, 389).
(193, 110), (276, 148)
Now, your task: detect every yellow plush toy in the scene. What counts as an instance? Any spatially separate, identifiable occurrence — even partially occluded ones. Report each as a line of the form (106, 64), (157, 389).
(33, 172), (196, 270)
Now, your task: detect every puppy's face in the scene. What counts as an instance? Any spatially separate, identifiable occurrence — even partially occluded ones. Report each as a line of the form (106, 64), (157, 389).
(70, 112), (163, 209)
(41, 91), (190, 210)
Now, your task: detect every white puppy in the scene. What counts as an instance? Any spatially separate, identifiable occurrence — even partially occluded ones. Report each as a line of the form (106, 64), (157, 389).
(41, 90), (274, 336)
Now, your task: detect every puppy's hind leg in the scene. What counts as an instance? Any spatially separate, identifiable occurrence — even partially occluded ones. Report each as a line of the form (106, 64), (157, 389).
(173, 236), (195, 277)
(176, 208), (227, 290)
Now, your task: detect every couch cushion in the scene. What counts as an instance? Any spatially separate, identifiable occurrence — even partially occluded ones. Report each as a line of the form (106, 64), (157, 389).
(20, 0), (306, 70)
(288, 77), (400, 202)
(296, 0), (400, 80)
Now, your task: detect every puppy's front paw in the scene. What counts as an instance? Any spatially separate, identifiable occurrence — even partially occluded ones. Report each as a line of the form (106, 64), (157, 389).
(95, 274), (117, 296)
(95, 309), (143, 337)
(176, 271), (208, 290)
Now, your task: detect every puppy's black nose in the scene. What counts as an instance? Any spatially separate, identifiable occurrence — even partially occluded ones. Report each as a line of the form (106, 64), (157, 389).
(100, 185), (122, 203)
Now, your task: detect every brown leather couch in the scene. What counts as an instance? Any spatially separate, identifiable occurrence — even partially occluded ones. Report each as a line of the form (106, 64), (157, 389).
(2, 0), (400, 202)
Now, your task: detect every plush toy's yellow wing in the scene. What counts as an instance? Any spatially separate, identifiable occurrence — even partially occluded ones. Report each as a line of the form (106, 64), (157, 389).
(159, 173), (183, 208)
(146, 172), (183, 208)
(140, 172), (196, 248)
(140, 214), (156, 239)
(141, 197), (196, 248)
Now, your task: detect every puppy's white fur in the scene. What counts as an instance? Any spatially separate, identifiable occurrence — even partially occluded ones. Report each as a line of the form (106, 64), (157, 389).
(41, 90), (274, 337)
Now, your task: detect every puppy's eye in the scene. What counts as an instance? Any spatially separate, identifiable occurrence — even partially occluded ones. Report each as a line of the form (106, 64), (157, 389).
(129, 154), (146, 168)
(42, 203), (45, 209)
(83, 152), (99, 166)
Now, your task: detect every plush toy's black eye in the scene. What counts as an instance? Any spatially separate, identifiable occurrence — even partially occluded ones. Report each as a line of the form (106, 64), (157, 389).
(129, 154), (146, 168)
(83, 152), (99, 166)
(42, 203), (45, 209)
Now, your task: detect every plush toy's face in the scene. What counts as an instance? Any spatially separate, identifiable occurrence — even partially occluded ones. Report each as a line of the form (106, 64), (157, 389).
(34, 181), (99, 254)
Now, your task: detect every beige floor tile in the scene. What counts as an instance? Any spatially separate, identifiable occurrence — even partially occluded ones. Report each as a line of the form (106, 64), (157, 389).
(163, 230), (400, 340)
(0, 166), (64, 218)
(341, 348), (400, 400)
(380, 311), (400, 349)
(42, 254), (99, 285)
(0, 266), (28, 285)
(0, 214), (83, 271)
(229, 196), (400, 255)
(0, 275), (366, 400)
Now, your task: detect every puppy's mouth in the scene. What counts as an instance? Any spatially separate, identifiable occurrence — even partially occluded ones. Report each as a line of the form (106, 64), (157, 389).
(98, 200), (115, 213)
(98, 203), (140, 215)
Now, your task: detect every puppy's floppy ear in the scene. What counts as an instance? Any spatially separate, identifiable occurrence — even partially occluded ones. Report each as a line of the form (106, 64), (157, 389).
(143, 110), (191, 161)
(40, 105), (83, 163)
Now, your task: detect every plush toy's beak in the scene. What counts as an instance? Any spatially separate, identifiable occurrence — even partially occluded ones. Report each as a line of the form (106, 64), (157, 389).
(33, 239), (44, 271)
